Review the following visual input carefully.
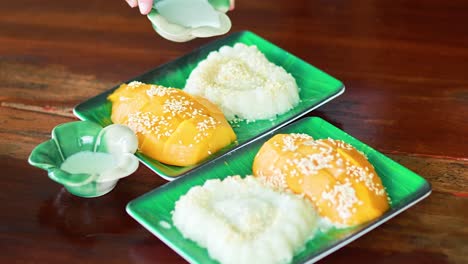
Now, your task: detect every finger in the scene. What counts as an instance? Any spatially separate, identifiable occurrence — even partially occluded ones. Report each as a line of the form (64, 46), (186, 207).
(125, 0), (137, 8)
(229, 0), (235, 10)
(138, 0), (153, 15)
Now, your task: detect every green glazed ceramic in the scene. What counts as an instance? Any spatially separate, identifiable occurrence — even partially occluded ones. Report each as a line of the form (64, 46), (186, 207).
(126, 117), (431, 264)
(74, 31), (345, 180)
(29, 121), (139, 198)
(148, 0), (233, 42)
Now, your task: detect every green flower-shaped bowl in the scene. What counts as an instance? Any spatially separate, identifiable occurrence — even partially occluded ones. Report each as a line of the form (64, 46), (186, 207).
(29, 121), (139, 198)
(148, 0), (233, 42)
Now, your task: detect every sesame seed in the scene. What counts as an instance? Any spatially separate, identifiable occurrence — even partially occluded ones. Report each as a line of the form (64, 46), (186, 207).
(321, 181), (360, 220)
(146, 85), (177, 97)
(127, 81), (143, 88)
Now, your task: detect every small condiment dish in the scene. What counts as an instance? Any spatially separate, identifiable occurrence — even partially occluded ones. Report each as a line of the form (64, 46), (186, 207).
(148, 0), (233, 42)
(29, 121), (139, 198)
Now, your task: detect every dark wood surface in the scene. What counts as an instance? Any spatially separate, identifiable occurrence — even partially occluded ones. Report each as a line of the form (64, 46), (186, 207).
(1, 0), (467, 263)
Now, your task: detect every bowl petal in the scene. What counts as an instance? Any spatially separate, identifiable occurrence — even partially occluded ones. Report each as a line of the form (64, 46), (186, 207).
(151, 23), (196, 42)
(48, 168), (95, 187)
(97, 153), (139, 183)
(191, 12), (231, 38)
(52, 121), (102, 159)
(94, 124), (138, 154)
(29, 140), (64, 170)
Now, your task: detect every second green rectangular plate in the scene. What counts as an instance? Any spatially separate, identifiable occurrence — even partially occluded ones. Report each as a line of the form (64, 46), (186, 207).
(126, 117), (431, 264)
(73, 31), (344, 180)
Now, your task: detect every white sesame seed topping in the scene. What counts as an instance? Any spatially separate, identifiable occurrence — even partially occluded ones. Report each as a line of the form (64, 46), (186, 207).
(146, 85), (177, 97)
(127, 81), (143, 88)
(321, 181), (359, 220)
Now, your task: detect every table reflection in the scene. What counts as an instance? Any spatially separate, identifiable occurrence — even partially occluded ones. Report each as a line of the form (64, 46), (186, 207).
(38, 187), (137, 245)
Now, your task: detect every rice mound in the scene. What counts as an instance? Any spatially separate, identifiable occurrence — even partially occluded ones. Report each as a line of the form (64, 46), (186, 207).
(184, 43), (300, 121)
(172, 176), (317, 264)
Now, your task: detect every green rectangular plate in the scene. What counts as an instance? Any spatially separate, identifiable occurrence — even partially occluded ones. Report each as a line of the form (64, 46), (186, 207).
(126, 117), (431, 264)
(74, 31), (344, 180)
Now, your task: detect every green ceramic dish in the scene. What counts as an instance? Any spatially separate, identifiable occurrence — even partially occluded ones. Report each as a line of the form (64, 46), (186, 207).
(126, 117), (431, 264)
(74, 31), (345, 180)
(29, 121), (139, 198)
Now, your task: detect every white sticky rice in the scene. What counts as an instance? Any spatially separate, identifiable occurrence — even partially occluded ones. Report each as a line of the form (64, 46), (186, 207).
(172, 176), (317, 264)
(184, 43), (300, 121)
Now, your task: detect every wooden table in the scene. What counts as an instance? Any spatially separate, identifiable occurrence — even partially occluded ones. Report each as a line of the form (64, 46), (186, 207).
(1, 0), (467, 263)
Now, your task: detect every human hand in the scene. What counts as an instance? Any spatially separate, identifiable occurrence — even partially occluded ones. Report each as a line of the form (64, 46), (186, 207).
(125, 0), (154, 15)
